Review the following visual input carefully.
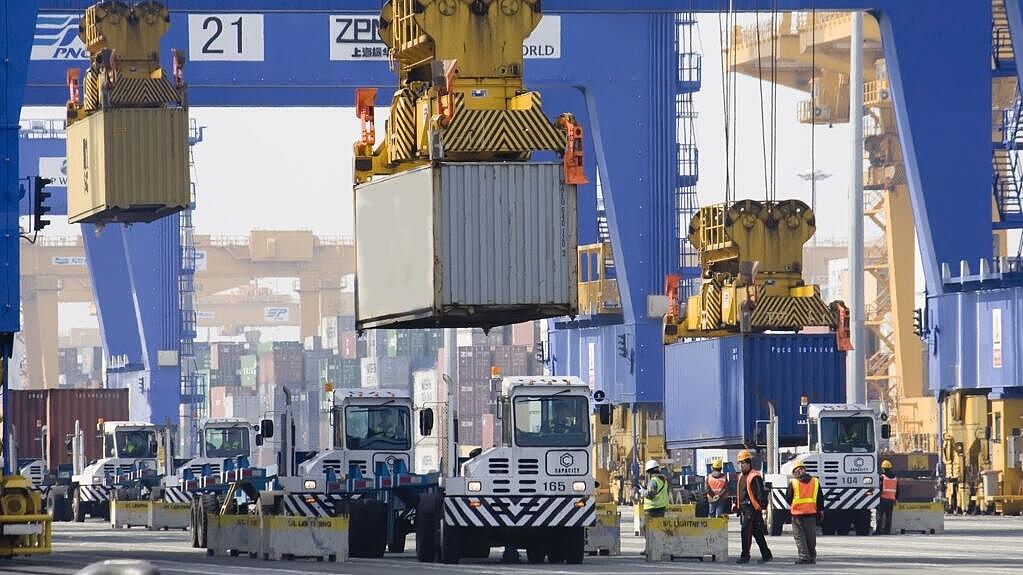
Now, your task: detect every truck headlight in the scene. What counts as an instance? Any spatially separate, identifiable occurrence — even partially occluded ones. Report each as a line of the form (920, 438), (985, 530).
(863, 477), (873, 485)
(304, 480), (317, 490)
(467, 481), (482, 492)
(572, 481), (587, 492)
(92, 477), (102, 484)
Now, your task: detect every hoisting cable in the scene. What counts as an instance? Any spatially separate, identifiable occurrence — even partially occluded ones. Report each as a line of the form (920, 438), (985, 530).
(754, 3), (771, 201)
(810, 2), (818, 215)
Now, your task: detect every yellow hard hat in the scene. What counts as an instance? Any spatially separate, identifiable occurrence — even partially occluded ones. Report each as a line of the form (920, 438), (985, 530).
(881, 459), (893, 469)
(736, 449), (753, 463)
(711, 459), (723, 470)
(791, 458), (807, 471)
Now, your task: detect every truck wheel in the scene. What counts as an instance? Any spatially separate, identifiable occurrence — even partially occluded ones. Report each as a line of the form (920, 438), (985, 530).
(345, 501), (368, 557)
(768, 507), (787, 536)
(198, 493), (218, 548)
(190, 497), (201, 548)
(526, 545), (546, 564)
(415, 494), (439, 562)
(853, 510), (871, 536)
(363, 500), (389, 558)
(72, 488), (85, 523)
(821, 514), (837, 536)
(564, 527), (585, 564)
(440, 523), (462, 564)
(388, 510), (407, 553)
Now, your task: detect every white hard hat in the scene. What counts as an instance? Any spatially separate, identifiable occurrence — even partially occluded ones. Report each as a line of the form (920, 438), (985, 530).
(644, 459), (660, 472)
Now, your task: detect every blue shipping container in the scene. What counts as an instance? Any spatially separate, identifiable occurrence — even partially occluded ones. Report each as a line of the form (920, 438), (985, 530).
(664, 334), (847, 449)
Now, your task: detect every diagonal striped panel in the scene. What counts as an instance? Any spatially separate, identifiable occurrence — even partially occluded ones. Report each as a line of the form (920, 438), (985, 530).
(388, 88), (417, 163)
(442, 92), (564, 154)
(106, 77), (182, 107)
(442, 496), (595, 528)
(163, 487), (190, 504)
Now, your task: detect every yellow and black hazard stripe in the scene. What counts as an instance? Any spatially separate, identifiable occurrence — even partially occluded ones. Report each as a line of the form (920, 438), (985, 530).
(751, 295), (836, 329)
(105, 77), (182, 107)
(699, 283), (722, 330)
(442, 92), (564, 154)
(388, 88), (416, 163)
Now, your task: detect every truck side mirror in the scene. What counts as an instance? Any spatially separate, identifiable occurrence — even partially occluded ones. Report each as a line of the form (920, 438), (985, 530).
(881, 424), (891, 439)
(260, 419), (274, 439)
(419, 408), (435, 437)
(64, 437), (73, 455)
(598, 404), (613, 426)
(255, 434), (264, 447)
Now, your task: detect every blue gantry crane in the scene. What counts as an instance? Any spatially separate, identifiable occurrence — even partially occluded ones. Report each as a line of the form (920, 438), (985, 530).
(0, 2), (1019, 503)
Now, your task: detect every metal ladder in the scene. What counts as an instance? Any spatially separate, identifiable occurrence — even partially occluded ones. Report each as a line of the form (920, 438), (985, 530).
(675, 12), (702, 297)
(178, 120), (203, 456)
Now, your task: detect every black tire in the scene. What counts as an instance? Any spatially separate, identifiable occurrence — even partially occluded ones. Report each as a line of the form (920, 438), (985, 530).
(769, 508), (786, 537)
(198, 493), (218, 549)
(346, 501), (368, 558)
(853, 511), (871, 536)
(526, 545), (546, 564)
(190, 497), (201, 548)
(415, 494), (439, 563)
(821, 515), (837, 536)
(440, 523), (461, 564)
(362, 500), (388, 558)
(388, 510), (407, 553)
(72, 488), (85, 523)
(564, 527), (585, 564)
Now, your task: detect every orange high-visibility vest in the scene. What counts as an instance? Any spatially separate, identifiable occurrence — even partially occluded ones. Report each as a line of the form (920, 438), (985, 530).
(881, 476), (898, 501)
(707, 474), (727, 495)
(790, 477), (820, 516)
(744, 470), (763, 511)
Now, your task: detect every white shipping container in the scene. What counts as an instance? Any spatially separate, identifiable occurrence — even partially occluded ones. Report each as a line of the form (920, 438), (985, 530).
(355, 162), (578, 330)
(360, 356), (412, 389)
(413, 370), (446, 406)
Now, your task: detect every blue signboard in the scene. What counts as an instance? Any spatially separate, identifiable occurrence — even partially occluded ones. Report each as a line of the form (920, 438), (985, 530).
(18, 124), (68, 216)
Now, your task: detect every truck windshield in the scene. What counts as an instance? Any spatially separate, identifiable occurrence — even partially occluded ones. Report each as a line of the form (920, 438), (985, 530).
(345, 405), (411, 451)
(513, 395), (590, 448)
(115, 430), (157, 458)
(820, 417), (875, 453)
(205, 427), (249, 458)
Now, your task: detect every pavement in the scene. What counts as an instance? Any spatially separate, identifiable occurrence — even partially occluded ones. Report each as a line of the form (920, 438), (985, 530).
(0, 514), (1020, 574)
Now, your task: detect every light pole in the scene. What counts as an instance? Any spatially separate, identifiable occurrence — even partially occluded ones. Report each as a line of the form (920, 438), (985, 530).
(798, 169), (832, 283)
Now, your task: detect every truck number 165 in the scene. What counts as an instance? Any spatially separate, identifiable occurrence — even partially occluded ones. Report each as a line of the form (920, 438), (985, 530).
(544, 482), (566, 492)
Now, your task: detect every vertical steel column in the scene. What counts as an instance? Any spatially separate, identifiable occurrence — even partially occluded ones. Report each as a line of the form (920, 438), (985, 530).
(848, 11), (866, 404)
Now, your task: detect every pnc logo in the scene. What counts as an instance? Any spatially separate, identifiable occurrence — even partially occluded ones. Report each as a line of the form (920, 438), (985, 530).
(32, 15), (89, 61)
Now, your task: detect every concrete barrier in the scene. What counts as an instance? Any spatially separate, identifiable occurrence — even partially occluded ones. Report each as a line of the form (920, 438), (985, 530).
(147, 501), (190, 531)
(891, 502), (944, 534)
(585, 503), (620, 556)
(110, 501), (150, 529)
(635, 504), (696, 535)
(206, 515), (261, 558)
(644, 517), (728, 563)
(260, 515), (349, 562)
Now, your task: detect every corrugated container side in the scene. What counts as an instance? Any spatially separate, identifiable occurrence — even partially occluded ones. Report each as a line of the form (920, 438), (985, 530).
(356, 163), (577, 329)
(9, 389), (130, 469)
(9, 390), (47, 462)
(66, 108), (189, 224)
(665, 334), (846, 449)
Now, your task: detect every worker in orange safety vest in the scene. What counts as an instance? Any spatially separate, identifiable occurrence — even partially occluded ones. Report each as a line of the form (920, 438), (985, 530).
(785, 457), (823, 565)
(734, 450), (772, 564)
(706, 459), (730, 518)
(875, 459), (899, 535)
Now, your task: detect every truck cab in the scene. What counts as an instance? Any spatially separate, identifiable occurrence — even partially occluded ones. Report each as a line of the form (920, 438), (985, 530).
(68, 421), (159, 521)
(169, 418), (257, 489)
(418, 376), (598, 565)
(289, 388), (415, 491)
(767, 403), (887, 536)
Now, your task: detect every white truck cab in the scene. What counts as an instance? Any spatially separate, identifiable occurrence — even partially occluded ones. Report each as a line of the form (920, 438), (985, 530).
(417, 376), (601, 565)
(284, 388), (415, 491)
(767, 403), (888, 536)
(167, 418), (256, 488)
(68, 421), (159, 521)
